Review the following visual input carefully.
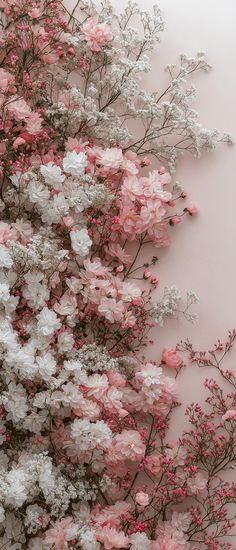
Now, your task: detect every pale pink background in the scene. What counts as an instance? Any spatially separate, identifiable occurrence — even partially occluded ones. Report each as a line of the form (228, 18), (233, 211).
(66, 0), (236, 532)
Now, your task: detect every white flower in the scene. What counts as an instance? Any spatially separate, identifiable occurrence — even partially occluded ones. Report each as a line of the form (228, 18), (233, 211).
(0, 505), (5, 523)
(63, 151), (87, 176)
(70, 228), (92, 257)
(0, 283), (11, 304)
(28, 181), (50, 207)
(71, 419), (112, 451)
(23, 279), (49, 309)
(130, 532), (150, 550)
(120, 282), (141, 302)
(23, 411), (48, 434)
(37, 307), (61, 337)
(136, 363), (163, 402)
(0, 244), (13, 268)
(36, 353), (57, 379)
(28, 537), (46, 550)
(57, 330), (74, 353)
(40, 162), (65, 187)
(4, 382), (28, 422)
(5, 469), (28, 507)
(9, 171), (23, 188)
(79, 528), (101, 550)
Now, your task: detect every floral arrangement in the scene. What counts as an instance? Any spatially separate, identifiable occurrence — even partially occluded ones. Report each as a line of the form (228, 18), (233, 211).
(0, 0), (235, 548)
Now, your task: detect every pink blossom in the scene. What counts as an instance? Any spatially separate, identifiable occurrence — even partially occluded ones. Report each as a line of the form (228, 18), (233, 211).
(29, 6), (44, 18)
(62, 216), (74, 228)
(98, 297), (124, 323)
(81, 17), (113, 52)
(145, 453), (162, 475)
(45, 517), (76, 549)
(107, 371), (126, 388)
(222, 409), (236, 421)
(143, 268), (151, 279)
(187, 202), (198, 215)
(0, 142), (6, 154)
(0, 68), (15, 91)
(121, 310), (136, 328)
(171, 216), (182, 225)
(53, 291), (78, 316)
(13, 137), (26, 149)
(0, 222), (18, 244)
(135, 491), (150, 506)
(162, 349), (183, 369)
(25, 112), (42, 134)
(7, 98), (32, 121)
(107, 429), (146, 463)
(96, 527), (130, 549)
(187, 472), (207, 494)
(97, 147), (123, 170)
(92, 501), (131, 529)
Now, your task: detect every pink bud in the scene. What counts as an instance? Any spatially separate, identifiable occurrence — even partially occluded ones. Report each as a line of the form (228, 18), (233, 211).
(116, 265), (124, 273)
(151, 275), (159, 285)
(62, 216), (74, 228)
(187, 203), (198, 215)
(171, 216), (182, 225)
(168, 200), (175, 207)
(159, 166), (166, 174)
(68, 47), (76, 56)
(143, 268), (151, 279)
(142, 156), (151, 166)
(12, 137), (25, 150)
(119, 409), (129, 418)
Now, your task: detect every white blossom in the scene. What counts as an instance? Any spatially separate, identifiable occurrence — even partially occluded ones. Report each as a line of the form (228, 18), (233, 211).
(70, 228), (92, 257)
(63, 151), (88, 176)
(37, 307), (61, 337)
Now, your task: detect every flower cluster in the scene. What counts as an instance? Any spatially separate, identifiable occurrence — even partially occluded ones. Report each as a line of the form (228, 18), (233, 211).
(0, 0), (234, 549)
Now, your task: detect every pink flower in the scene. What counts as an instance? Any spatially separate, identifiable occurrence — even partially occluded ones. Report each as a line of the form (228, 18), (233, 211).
(92, 501), (131, 529)
(0, 142), (6, 154)
(97, 147), (123, 170)
(162, 349), (183, 369)
(26, 112), (42, 134)
(13, 137), (26, 149)
(186, 202), (198, 215)
(0, 68), (15, 91)
(81, 17), (113, 52)
(0, 222), (18, 244)
(170, 216), (182, 225)
(45, 517), (76, 549)
(29, 6), (44, 18)
(96, 527), (130, 549)
(7, 98), (32, 121)
(98, 297), (124, 323)
(143, 268), (151, 279)
(187, 472), (207, 494)
(62, 216), (74, 228)
(222, 409), (236, 421)
(107, 429), (146, 463)
(135, 491), (150, 506)
(145, 453), (162, 475)
(53, 291), (77, 316)
(107, 371), (126, 388)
